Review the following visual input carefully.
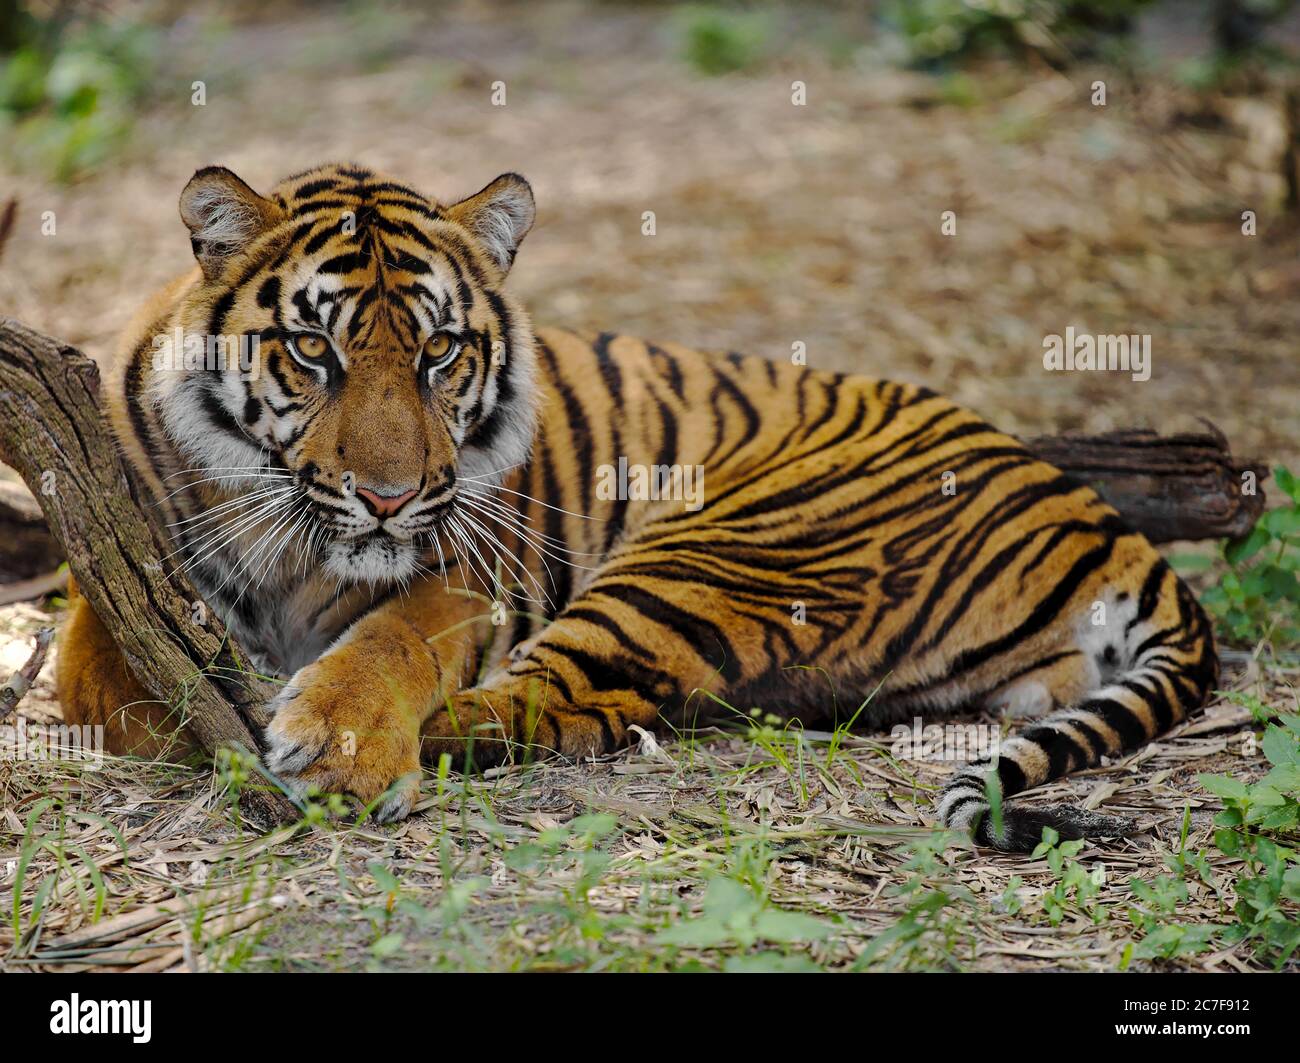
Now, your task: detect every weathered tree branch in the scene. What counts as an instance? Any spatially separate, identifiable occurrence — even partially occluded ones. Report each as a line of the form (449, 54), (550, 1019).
(0, 318), (293, 823)
(1, 626), (53, 722)
(0, 476), (64, 582)
(0, 198), (15, 262)
(1023, 427), (1267, 542)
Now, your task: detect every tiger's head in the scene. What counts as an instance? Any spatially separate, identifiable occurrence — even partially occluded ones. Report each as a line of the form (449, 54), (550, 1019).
(152, 163), (537, 584)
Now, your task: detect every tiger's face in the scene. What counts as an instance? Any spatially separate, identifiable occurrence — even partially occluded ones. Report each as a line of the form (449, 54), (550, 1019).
(153, 164), (537, 584)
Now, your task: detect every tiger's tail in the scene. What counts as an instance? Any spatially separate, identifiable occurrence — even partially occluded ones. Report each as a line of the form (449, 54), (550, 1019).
(937, 560), (1217, 852)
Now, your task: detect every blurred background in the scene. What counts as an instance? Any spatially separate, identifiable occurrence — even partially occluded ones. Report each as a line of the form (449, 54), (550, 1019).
(1, 0), (1298, 471)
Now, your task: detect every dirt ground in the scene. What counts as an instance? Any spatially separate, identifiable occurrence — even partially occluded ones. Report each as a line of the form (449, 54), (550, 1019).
(1, 1), (1298, 971)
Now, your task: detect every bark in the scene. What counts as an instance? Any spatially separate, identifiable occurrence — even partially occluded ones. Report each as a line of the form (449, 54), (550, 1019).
(0, 318), (293, 824)
(0, 627), (53, 722)
(1023, 427), (1267, 543)
(0, 477), (64, 581)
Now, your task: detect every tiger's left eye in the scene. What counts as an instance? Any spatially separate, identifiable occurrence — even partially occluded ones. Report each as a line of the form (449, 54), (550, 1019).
(290, 334), (330, 360)
(422, 333), (460, 372)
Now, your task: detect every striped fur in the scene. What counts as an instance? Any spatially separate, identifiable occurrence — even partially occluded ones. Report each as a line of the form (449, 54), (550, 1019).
(56, 163), (1217, 847)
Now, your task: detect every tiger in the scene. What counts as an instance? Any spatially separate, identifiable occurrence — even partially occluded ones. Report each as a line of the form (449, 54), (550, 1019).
(55, 162), (1217, 851)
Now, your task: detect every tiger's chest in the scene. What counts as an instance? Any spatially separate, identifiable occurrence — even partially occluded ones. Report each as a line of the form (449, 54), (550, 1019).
(183, 557), (368, 678)
(222, 601), (334, 678)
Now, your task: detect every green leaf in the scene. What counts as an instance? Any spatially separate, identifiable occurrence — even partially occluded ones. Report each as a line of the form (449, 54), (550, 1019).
(1275, 466), (1300, 504)
(504, 843), (546, 871)
(656, 916), (736, 948)
(1225, 526), (1271, 565)
(537, 827), (571, 848)
(700, 876), (757, 920)
(1262, 725), (1300, 771)
(1243, 786), (1285, 811)
(1240, 567), (1273, 598)
(752, 908), (834, 944)
(1257, 804), (1299, 832)
(370, 932), (405, 958)
(367, 862), (401, 894)
(570, 813), (619, 838)
(1031, 826), (1060, 858)
(1198, 773), (1250, 801)
(1260, 765), (1300, 796)
(1261, 507), (1300, 540)
(1261, 566), (1300, 600)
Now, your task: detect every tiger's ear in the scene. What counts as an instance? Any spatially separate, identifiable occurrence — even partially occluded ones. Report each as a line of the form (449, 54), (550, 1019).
(445, 173), (535, 275)
(179, 166), (283, 280)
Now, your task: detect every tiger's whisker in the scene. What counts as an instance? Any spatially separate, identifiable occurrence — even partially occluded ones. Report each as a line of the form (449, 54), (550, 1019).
(454, 506), (550, 606)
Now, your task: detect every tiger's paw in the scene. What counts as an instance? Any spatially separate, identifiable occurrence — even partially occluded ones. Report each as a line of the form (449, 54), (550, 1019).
(264, 653), (425, 823)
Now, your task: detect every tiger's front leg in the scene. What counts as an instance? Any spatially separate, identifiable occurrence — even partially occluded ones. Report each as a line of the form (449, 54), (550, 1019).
(418, 571), (750, 771)
(264, 584), (490, 820)
(420, 665), (666, 772)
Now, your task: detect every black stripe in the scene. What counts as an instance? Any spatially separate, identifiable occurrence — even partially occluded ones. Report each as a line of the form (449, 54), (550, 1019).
(589, 581), (741, 683)
(1086, 696), (1150, 747)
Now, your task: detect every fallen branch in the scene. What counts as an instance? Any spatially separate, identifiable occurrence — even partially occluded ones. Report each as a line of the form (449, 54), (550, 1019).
(1, 626), (53, 722)
(0, 568), (69, 608)
(0, 198), (15, 262)
(0, 412), (1269, 592)
(0, 318), (293, 823)
(1023, 426), (1267, 543)
(0, 477), (64, 581)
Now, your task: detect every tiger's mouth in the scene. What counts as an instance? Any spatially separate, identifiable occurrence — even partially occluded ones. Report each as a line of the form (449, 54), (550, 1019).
(310, 494), (456, 585)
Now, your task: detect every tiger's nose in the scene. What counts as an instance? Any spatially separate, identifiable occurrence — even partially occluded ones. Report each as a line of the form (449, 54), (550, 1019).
(354, 485), (418, 519)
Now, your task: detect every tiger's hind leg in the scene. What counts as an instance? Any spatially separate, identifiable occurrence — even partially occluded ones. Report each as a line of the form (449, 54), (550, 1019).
(56, 579), (200, 760)
(937, 558), (1217, 852)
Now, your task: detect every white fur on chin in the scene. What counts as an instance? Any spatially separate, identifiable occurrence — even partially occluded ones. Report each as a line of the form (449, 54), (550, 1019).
(322, 535), (419, 585)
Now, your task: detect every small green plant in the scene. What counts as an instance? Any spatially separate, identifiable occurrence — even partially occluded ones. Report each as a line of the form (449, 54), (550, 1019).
(1123, 875), (1217, 962)
(0, 12), (160, 180)
(363, 863), (490, 970)
(854, 833), (977, 970)
(676, 5), (770, 76)
(996, 875), (1025, 915)
(1173, 0), (1299, 90)
(505, 812), (619, 908)
(9, 797), (126, 951)
(1159, 803), (1222, 897)
(1122, 807), (1219, 964)
(884, 0), (1152, 66)
(1032, 828), (1107, 926)
(1198, 467), (1300, 650)
(657, 876), (832, 959)
(1200, 707), (1300, 967)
